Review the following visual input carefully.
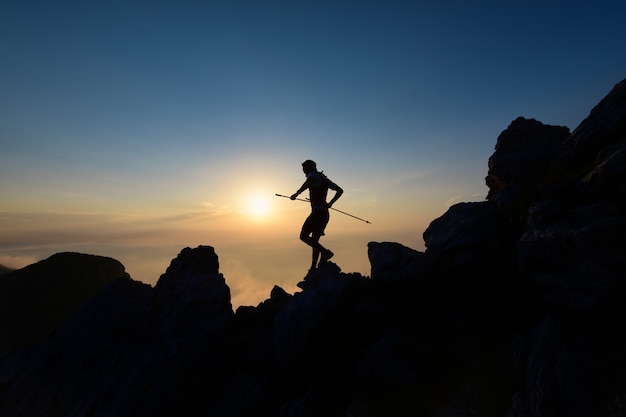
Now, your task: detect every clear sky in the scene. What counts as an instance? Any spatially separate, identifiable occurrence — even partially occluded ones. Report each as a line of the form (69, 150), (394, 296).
(2, 0), (625, 307)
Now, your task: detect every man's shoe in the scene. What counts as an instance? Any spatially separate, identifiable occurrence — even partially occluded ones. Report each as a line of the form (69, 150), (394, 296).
(320, 249), (334, 263)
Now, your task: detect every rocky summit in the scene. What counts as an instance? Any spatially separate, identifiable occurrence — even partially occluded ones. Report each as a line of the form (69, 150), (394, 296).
(0, 78), (625, 417)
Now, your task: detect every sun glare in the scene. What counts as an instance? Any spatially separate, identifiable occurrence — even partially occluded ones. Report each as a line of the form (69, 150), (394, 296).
(247, 196), (270, 219)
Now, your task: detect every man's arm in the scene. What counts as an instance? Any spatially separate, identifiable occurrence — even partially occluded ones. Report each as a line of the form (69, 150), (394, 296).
(327, 185), (343, 208)
(290, 179), (310, 200)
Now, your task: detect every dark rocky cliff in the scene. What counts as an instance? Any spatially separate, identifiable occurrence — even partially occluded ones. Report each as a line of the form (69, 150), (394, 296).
(0, 252), (129, 354)
(0, 78), (624, 417)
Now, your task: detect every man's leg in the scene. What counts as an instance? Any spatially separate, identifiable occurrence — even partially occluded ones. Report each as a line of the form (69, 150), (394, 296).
(300, 211), (330, 270)
(310, 234), (322, 270)
(316, 210), (332, 263)
(301, 230), (325, 268)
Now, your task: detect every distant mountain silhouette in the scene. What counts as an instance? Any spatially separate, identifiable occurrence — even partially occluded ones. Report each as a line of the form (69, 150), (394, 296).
(0, 252), (129, 354)
(0, 264), (13, 275)
(0, 78), (625, 417)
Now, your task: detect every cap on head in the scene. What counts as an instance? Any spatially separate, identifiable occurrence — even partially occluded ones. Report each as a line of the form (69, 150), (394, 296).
(302, 159), (317, 173)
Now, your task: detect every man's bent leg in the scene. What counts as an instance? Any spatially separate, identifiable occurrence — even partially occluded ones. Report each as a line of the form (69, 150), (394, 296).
(300, 211), (328, 269)
(311, 247), (320, 270)
(302, 232), (325, 269)
(310, 233), (325, 269)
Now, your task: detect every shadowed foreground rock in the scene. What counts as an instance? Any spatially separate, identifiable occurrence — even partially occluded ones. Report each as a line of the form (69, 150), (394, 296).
(0, 252), (129, 354)
(0, 78), (625, 417)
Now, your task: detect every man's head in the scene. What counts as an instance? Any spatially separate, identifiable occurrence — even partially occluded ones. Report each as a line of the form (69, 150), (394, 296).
(302, 159), (317, 174)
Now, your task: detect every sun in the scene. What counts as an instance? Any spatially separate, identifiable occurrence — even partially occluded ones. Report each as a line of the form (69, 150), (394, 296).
(247, 195), (270, 219)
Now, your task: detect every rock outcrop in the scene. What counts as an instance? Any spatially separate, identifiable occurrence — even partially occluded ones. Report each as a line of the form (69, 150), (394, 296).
(0, 252), (129, 354)
(0, 78), (624, 417)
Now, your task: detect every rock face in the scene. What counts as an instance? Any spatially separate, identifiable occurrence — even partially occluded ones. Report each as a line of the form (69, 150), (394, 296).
(0, 79), (625, 417)
(0, 252), (130, 354)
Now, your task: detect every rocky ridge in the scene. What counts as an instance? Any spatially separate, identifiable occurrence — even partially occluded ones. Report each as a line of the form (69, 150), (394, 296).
(0, 78), (625, 417)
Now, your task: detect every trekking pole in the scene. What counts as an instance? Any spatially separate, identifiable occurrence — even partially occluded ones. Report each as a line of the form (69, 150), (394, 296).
(275, 194), (371, 224)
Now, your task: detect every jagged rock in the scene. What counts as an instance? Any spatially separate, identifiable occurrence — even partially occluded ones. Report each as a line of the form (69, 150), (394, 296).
(517, 80), (626, 311)
(367, 241), (434, 284)
(149, 245), (233, 349)
(209, 286), (293, 417)
(273, 262), (365, 371)
(423, 201), (515, 269)
(509, 79), (626, 417)
(485, 116), (569, 227)
(0, 246), (234, 417)
(508, 306), (626, 417)
(518, 198), (626, 310)
(549, 79), (626, 184)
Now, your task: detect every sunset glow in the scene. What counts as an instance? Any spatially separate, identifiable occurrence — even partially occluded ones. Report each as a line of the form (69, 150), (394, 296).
(247, 195), (271, 219)
(2, 1), (625, 308)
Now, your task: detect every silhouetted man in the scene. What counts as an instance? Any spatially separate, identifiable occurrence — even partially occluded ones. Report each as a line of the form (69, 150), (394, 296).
(291, 159), (343, 272)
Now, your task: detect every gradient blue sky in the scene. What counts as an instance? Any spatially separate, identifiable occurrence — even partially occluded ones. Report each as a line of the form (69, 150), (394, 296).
(2, 0), (625, 307)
